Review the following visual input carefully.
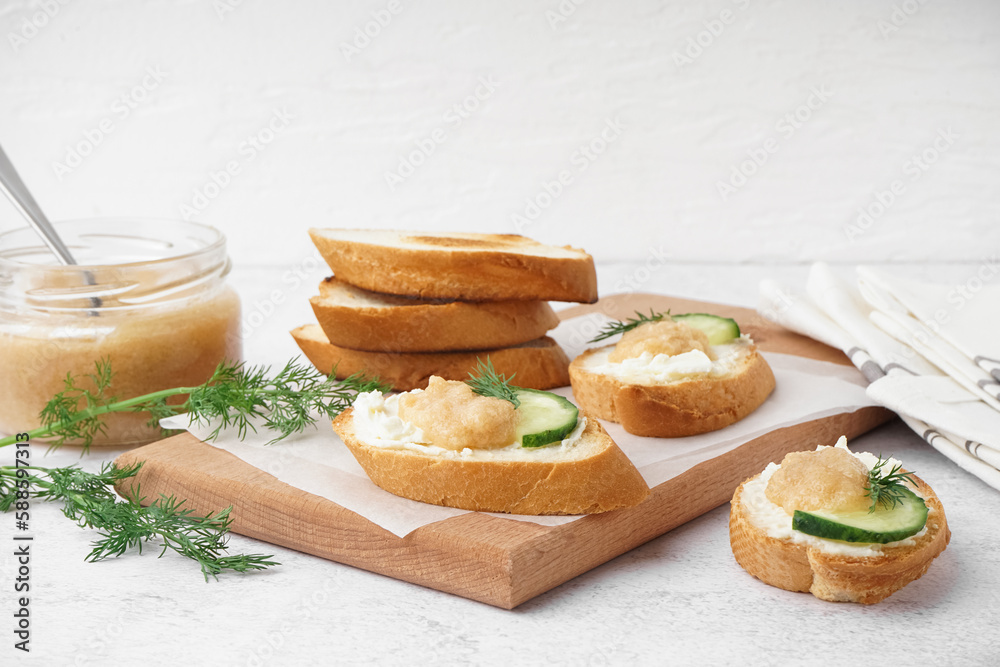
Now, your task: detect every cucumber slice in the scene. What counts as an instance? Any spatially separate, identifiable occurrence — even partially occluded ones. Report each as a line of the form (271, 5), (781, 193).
(792, 487), (928, 544)
(514, 388), (579, 448)
(672, 313), (740, 344)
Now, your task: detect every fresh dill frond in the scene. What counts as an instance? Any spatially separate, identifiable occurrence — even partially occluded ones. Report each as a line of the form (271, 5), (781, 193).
(32, 461), (144, 523)
(0, 462), (278, 581)
(38, 359), (119, 451)
(865, 455), (917, 513)
(466, 357), (521, 409)
(88, 490), (279, 581)
(588, 309), (671, 343)
(185, 359), (392, 444)
(0, 357), (392, 451)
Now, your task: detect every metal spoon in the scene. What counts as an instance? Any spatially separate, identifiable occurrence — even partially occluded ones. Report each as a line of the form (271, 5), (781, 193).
(0, 143), (81, 264)
(0, 143), (101, 309)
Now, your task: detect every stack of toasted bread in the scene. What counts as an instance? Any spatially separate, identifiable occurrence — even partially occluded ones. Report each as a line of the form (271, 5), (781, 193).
(291, 229), (599, 390)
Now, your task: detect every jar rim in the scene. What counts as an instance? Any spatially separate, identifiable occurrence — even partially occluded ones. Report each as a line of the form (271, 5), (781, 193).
(0, 218), (231, 313)
(0, 217), (226, 270)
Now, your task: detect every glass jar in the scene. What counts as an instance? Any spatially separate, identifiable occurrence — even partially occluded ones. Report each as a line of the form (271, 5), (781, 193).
(0, 219), (242, 447)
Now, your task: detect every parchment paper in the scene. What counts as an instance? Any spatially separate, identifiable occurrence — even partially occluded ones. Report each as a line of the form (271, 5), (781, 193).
(161, 313), (876, 537)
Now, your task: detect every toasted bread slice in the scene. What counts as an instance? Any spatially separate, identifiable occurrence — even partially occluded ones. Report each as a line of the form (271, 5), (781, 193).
(308, 229), (598, 303)
(568, 341), (775, 437)
(292, 324), (570, 391)
(332, 407), (649, 514)
(729, 471), (950, 604)
(310, 277), (560, 353)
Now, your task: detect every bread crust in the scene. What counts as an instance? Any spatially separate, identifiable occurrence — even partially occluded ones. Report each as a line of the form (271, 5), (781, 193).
(568, 345), (776, 437)
(292, 324), (570, 391)
(332, 408), (650, 514)
(308, 229), (598, 303)
(311, 277), (560, 353)
(729, 473), (950, 604)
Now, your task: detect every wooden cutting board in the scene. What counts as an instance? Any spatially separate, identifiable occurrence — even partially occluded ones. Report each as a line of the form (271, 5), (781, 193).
(113, 293), (892, 609)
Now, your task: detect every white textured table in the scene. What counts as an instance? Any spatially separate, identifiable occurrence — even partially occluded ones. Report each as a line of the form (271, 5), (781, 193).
(4, 263), (999, 666)
(2, 0), (999, 662)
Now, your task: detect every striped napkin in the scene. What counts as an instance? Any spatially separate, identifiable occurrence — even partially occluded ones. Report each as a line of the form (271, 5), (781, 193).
(759, 262), (1000, 491)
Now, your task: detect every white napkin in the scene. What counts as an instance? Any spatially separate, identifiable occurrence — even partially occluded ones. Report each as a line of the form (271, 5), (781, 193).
(858, 267), (1000, 406)
(759, 263), (1000, 491)
(160, 312), (877, 538)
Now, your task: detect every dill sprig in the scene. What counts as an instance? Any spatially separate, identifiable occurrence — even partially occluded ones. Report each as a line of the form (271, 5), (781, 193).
(588, 309), (670, 343)
(184, 360), (392, 444)
(0, 462), (278, 580)
(0, 357), (391, 451)
(866, 455), (917, 513)
(466, 357), (521, 409)
(0, 358), (390, 580)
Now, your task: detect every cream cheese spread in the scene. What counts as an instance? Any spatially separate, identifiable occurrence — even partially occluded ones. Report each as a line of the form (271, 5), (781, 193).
(741, 437), (929, 556)
(583, 337), (752, 384)
(350, 390), (587, 460)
